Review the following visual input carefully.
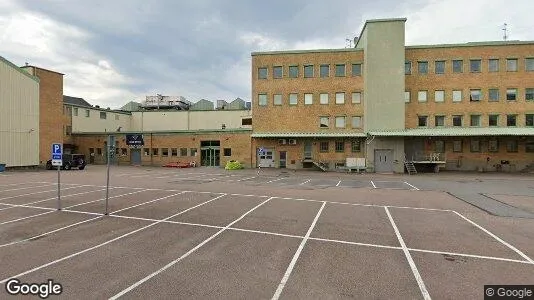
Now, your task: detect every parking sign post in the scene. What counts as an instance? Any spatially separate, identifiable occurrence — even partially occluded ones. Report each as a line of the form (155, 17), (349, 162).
(105, 135), (115, 215)
(51, 143), (63, 210)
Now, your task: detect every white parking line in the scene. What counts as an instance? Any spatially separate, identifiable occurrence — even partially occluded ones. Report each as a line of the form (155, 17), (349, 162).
(0, 185), (85, 201)
(370, 180), (377, 189)
(0, 183), (54, 194)
(336, 181), (341, 187)
(404, 182), (419, 191)
(266, 178), (285, 184)
(408, 248), (534, 265)
(0, 188), (108, 211)
(0, 182), (28, 188)
(237, 176), (257, 182)
(111, 192), (185, 214)
(299, 179), (311, 185)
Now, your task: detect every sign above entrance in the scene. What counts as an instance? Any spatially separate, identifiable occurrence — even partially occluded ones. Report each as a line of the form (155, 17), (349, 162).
(126, 134), (144, 146)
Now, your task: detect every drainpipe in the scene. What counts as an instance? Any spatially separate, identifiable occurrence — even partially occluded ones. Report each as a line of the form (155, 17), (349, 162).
(150, 132), (153, 166)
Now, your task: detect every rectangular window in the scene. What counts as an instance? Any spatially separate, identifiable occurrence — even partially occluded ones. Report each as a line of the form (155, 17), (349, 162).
(319, 117), (329, 128)
(453, 140), (462, 152)
(418, 91), (427, 102)
(489, 115), (499, 126)
(289, 93), (298, 105)
(258, 67), (267, 79)
(320, 93), (329, 104)
(405, 91), (411, 103)
(352, 116), (362, 128)
(351, 92), (361, 104)
(64, 106), (71, 115)
(304, 93), (313, 105)
(258, 94), (267, 106)
(335, 141), (345, 153)
(304, 65), (314, 78)
(470, 89), (482, 101)
(320, 64), (329, 77)
(506, 88), (517, 101)
(100, 112), (107, 119)
(470, 140), (481, 152)
(65, 126), (72, 135)
(223, 148), (232, 156)
(453, 115), (462, 126)
(289, 66), (299, 78)
(171, 148), (178, 156)
(190, 148), (197, 157)
(507, 58), (518, 71)
(489, 59), (499, 72)
(85, 109), (90, 117)
(435, 116), (445, 127)
(405, 61), (412, 75)
(273, 94), (282, 105)
(488, 89), (499, 102)
(418, 61), (428, 74)
(180, 148), (188, 156)
(73, 108), (78, 116)
(453, 60), (463, 73)
(526, 114), (534, 126)
(335, 92), (345, 104)
(162, 148), (169, 157)
(435, 140), (445, 153)
(452, 90), (462, 102)
(89, 148), (95, 155)
(121, 148), (127, 156)
(418, 116), (428, 127)
(351, 140), (361, 152)
(470, 59), (481, 72)
(470, 115), (481, 126)
(434, 90), (445, 102)
(507, 140), (518, 152)
(335, 64), (345, 77)
(435, 61), (445, 74)
(488, 140), (499, 152)
(335, 116), (346, 128)
(152, 148), (159, 156)
(352, 63), (362, 76)
(97, 148), (103, 155)
(273, 66), (283, 78)
(507, 115), (517, 126)
(526, 88), (534, 101)
(526, 58), (534, 71)
(319, 141), (329, 152)
(142, 148), (149, 156)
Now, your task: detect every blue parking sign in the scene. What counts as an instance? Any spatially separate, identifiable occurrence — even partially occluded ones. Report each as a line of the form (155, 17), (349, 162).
(52, 143), (62, 155)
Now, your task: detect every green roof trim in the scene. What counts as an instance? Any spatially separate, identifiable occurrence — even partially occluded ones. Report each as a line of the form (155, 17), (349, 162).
(251, 132), (366, 138)
(73, 128), (252, 135)
(0, 56), (40, 83)
(369, 127), (534, 137)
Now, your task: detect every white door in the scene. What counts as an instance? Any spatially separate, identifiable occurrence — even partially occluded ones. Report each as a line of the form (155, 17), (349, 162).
(258, 148), (275, 167)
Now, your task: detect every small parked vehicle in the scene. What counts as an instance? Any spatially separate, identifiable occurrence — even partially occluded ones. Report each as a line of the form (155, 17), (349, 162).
(46, 154), (86, 170)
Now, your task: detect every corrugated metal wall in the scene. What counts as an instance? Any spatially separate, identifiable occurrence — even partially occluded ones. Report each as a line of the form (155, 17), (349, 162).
(0, 58), (40, 167)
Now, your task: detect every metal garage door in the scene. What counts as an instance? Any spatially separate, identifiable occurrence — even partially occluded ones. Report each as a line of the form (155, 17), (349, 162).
(257, 148), (275, 168)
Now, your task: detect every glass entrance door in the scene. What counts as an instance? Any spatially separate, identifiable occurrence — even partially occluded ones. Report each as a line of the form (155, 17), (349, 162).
(201, 147), (220, 166)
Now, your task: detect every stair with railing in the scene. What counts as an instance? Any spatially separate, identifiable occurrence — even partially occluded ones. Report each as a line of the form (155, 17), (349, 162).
(404, 155), (417, 175)
(312, 160), (329, 172)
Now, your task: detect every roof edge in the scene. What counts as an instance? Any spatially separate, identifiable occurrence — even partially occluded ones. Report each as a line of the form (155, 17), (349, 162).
(72, 128), (253, 135)
(0, 56), (40, 83)
(20, 65), (65, 76)
(252, 48), (362, 56)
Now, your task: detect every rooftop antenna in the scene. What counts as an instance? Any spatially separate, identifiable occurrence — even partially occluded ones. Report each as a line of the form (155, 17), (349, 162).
(502, 23), (508, 41)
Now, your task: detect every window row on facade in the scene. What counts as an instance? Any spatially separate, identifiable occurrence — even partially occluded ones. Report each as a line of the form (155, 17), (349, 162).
(315, 140), (362, 153)
(416, 114), (534, 127)
(65, 105), (121, 120)
(405, 57), (534, 75)
(257, 92), (362, 106)
(319, 115), (362, 128)
(405, 88), (534, 103)
(257, 63), (362, 79)
(431, 139), (533, 153)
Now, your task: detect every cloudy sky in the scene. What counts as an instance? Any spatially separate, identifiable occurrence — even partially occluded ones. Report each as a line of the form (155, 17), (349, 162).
(1, 0), (532, 108)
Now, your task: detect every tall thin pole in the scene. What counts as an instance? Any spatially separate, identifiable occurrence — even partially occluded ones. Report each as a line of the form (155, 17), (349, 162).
(57, 164), (61, 210)
(105, 134), (110, 215)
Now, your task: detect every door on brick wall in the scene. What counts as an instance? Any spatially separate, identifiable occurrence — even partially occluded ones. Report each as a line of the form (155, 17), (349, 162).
(375, 149), (394, 173)
(303, 141), (312, 159)
(279, 151), (287, 168)
(130, 148), (141, 165)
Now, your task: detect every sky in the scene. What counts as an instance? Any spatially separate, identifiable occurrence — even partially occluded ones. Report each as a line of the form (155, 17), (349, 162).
(1, 0), (532, 109)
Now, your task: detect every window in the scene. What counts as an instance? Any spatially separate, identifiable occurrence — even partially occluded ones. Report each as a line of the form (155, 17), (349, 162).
(351, 92), (361, 104)
(418, 91), (427, 102)
(527, 114), (534, 126)
(73, 108), (78, 116)
(320, 65), (329, 77)
(242, 118), (252, 125)
(100, 112), (107, 119)
(335, 116), (346, 128)
(120, 148), (127, 156)
(273, 94), (282, 105)
(258, 94), (267, 106)
(352, 63), (362, 76)
(142, 148), (149, 156)
(319, 117), (329, 128)
(418, 61), (428, 74)
(289, 66), (299, 78)
(453, 115), (462, 126)
(453, 90), (462, 102)
(335, 64), (345, 77)
(435, 140), (445, 153)
(180, 148), (188, 156)
(65, 126), (72, 135)
(506, 88), (517, 101)
(488, 140), (499, 152)
(453, 140), (463, 152)
(470, 89), (482, 101)
(352, 116), (362, 128)
(319, 141), (329, 152)
(489, 59), (499, 72)
(489, 89), (499, 102)
(304, 93), (313, 105)
(526, 139), (534, 153)
(171, 148), (178, 156)
(507, 58), (518, 71)
(405, 91), (411, 103)
(190, 148), (197, 157)
(405, 61), (412, 75)
(258, 67), (267, 79)
(507, 115), (517, 126)
(470, 59), (481, 72)
(453, 60), (463, 73)
(418, 116), (428, 127)
(304, 65), (314, 78)
(434, 90), (444, 102)
(526, 88), (534, 101)
(85, 109), (90, 117)
(97, 148), (103, 155)
(435, 115), (445, 127)
(335, 141), (345, 153)
(289, 93), (298, 105)
(320, 93), (329, 104)
(65, 106), (72, 115)
(470, 115), (481, 126)
(435, 61), (445, 74)
(507, 140), (518, 152)
(351, 140), (361, 152)
(489, 115), (499, 126)
(162, 148), (169, 157)
(223, 148), (232, 156)
(89, 148), (95, 155)
(152, 148), (159, 156)
(273, 66), (283, 79)
(470, 140), (481, 152)
(335, 92), (345, 104)
(526, 58), (534, 71)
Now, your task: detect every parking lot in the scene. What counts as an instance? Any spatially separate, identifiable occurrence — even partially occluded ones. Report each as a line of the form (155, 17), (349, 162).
(0, 166), (533, 299)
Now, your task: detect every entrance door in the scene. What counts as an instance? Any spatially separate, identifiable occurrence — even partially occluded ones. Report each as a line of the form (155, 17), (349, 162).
(279, 151), (287, 168)
(303, 141), (312, 160)
(130, 148), (141, 165)
(200, 140), (221, 167)
(257, 148), (274, 167)
(89, 148), (95, 164)
(375, 149), (394, 173)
